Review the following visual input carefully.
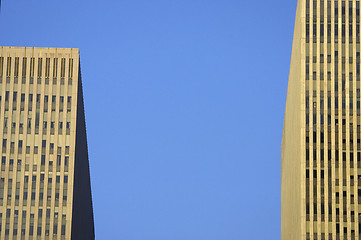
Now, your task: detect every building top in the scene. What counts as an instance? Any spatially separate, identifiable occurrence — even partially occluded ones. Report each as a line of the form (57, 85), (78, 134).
(0, 46), (79, 58)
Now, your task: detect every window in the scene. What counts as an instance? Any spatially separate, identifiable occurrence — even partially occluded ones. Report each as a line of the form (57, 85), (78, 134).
(61, 58), (66, 78)
(50, 143), (54, 154)
(60, 96), (64, 112)
(42, 140), (46, 153)
(38, 58), (42, 79)
(44, 95), (48, 112)
(69, 58), (73, 78)
(11, 122), (16, 134)
(20, 94), (25, 111)
(17, 160), (21, 172)
(9, 159), (13, 171)
(43, 121), (47, 134)
(41, 155), (45, 166)
(13, 91), (17, 107)
(67, 96), (71, 112)
(57, 155), (61, 166)
(45, 58), (50, 78)
(28, 94), (33, 111)
(336, 192), (340, 203)
(61, 223), (66, 235)
(22, 58), (27, 83)
(10, 142), (14, 154)
(66, 122), (70, 135)
(6, 57), (11, 77)
(14, 57), (19, 78)
(18, 140), (22, 154)
(30, 58), (35, 78)
(0, 57), (3, 78)
(52, 95), (56, 111)
(2, 139), (7, 153)
(1, 157), (6, 171)
(53, 58), (58, 78)
(31, 192), (35, 200)
(3, 118), (7, 130)
(51, 122), (55, 135)
(64, 156), (69, 172)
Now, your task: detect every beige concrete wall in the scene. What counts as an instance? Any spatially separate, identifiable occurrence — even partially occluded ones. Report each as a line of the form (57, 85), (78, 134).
(281, 0), (305, 239)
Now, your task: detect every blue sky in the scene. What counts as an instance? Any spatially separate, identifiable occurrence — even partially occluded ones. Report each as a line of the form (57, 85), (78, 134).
(0, 0), (297, 239)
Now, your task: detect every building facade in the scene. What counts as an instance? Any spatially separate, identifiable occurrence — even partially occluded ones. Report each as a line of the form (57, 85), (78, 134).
(0, 47), (94, 239)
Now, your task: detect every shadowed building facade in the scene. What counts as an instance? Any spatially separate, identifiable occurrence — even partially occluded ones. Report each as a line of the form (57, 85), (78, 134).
(0, 47), (94, 239)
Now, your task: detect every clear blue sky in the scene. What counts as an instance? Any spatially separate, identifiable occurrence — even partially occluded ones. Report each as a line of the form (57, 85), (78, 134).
(1, 1), (297, 239)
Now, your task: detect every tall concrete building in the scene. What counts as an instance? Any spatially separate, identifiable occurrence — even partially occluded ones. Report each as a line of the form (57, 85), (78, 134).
(283, 0), (361, 239)
(0, 47), (94, 239)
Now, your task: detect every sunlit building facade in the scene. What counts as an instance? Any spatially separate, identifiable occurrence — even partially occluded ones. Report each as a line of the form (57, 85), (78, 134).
(0, 47), (94, 239)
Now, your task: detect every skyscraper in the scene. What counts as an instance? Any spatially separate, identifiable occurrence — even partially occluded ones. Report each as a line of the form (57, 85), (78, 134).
(282, 1), (361, 239)
(0, 47), (94, 239)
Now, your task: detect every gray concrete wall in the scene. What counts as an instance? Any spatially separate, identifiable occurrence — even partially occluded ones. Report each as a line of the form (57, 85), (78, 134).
(71, 68), (95, 240)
